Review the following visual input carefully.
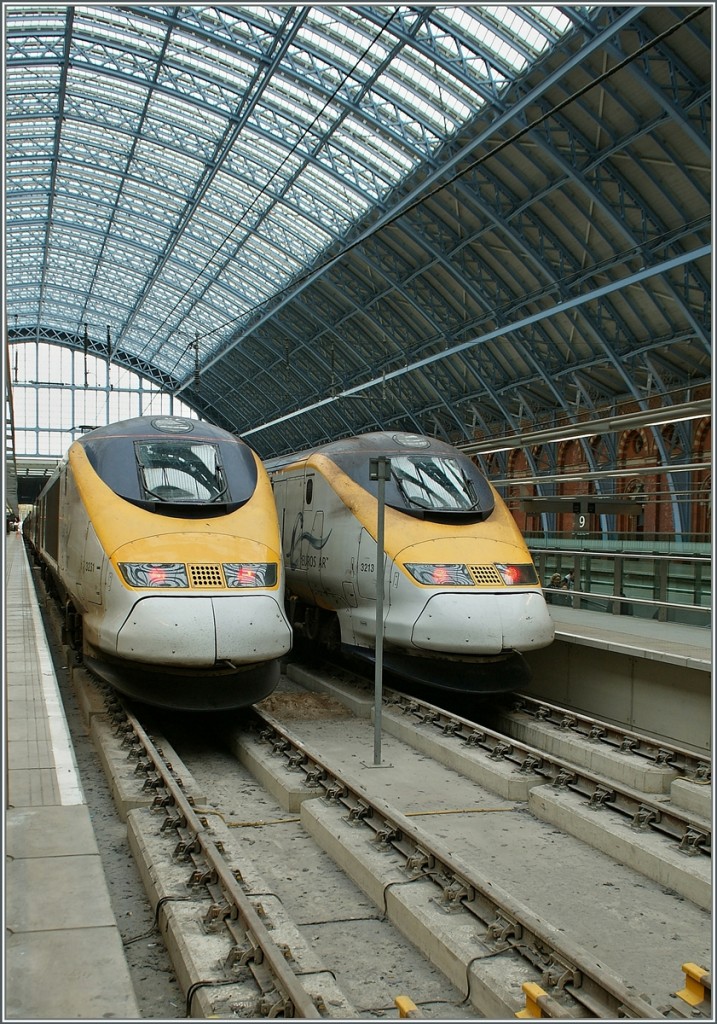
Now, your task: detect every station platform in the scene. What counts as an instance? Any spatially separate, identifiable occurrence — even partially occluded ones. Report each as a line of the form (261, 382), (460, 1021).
(3, 530), (711, 1017)
(3, 531), (139, 1020)
(547, 604), (711, 673)
(526, 600), (711, 757)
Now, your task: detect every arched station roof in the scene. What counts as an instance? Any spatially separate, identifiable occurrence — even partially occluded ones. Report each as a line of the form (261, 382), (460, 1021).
(4, 4), (712, 460)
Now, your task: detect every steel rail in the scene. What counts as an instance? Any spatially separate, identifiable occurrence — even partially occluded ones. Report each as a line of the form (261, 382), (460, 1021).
(381, 691), (710, 857)
(252, 707), (668, 1020)
(508, 693), (711, 782)
(112, 701), (324, 1019)
(319, 658), (709, 782)
(307, 659), (710, 852)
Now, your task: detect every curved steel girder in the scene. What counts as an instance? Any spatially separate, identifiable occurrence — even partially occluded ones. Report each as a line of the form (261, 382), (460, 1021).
(609, 8), (711, 160)
(133, 2), (588, 152)
(386, 9), (711, 391)
(100, 9), (314, 360)
(430, 142), (707, 401)
(371, 370), (469, 442)
(73, 13), (179, 337)
(12, 10), (373, 369)
(197, 349), (329, 428)
(218, 191), (579, 431)
(240, 245), (710, 448)
(629, 344), (711, 385)
(10, 115), (360, 254)
(484, 11), (710, 398)
(8, 4), (708, 471)
(140, 12), (470, 382)
(357, 227), (575, 416)
(24, 105), (361, 243)
(141, 5), (448, 160)
(357, 4), (575, 105)
(19, 7), (676, 399)
(196, 14), (711, 437)
(37, 8), (74, 327)
(214, 242), (709, 446)
(514, 93), (710, 346)
(225, 259), (521, 444)
(44, 6), (460, 367)
(7, 325), (182, 394)
(113, 9), (639, 366)
(186, 7), (645, 391)
(391, 144), (704, 403)
(266, 283), (496, 436)
(243, 201), (680, 430)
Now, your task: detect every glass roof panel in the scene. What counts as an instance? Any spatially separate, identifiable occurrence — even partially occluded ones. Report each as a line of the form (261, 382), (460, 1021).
(5, 3), (582, 387)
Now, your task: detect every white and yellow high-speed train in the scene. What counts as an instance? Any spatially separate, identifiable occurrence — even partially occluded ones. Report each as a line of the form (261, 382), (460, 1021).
(24, 416), (291, 710)
(267, 431), (554, 694)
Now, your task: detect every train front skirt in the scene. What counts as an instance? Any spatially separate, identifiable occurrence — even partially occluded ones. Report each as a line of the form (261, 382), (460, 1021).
(342, 644), (531, 694)
(84, 653), (281, 711)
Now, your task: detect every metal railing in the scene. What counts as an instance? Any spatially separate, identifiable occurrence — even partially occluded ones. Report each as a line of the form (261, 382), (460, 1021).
(532, 548), (711, 627)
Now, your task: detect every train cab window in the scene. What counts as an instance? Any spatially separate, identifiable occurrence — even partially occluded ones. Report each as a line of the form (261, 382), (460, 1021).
(389, 455), (492, 515)
(305, 477), (313, 505)
(330, 446), (495, 521)
(135, 441), (227, 502)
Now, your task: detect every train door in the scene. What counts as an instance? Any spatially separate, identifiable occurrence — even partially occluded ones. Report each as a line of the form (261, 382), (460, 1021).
(272, 476), (288, 556)
(281, 471), (313, 604)
(282, 473), (306, 571)
(306, 510), (325, 596)
(59, 468), (79, 578)
(297, 473), (316, 572)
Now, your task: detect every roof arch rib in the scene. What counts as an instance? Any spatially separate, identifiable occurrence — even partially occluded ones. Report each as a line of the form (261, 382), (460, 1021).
(4, 4), (711, 464)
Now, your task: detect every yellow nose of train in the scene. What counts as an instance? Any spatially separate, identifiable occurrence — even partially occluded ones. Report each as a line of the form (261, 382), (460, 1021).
(25, 416), (293, 710)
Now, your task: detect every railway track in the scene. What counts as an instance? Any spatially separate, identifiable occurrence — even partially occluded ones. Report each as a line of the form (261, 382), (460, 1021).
(63, 651), (710, 1020)
(378, 689), (711, 861)
(502, 694), (711, 782)
(34, 571), (711, 1019)
(95, 692), (480, 1019)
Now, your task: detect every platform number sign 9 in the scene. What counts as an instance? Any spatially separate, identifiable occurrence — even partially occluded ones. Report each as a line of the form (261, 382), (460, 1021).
(573, 500), (596, 535)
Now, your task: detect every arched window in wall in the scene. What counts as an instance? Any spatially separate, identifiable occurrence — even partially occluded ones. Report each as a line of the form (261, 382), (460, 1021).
(617, 428), (677, 540)
(617, 430), (650, 537)
(507, 447), (533, 532)
(556, 438), (594, 537)
(616, 477), (645, 537)
(692, 418), (711, 542)
(9, 341), (197, 458)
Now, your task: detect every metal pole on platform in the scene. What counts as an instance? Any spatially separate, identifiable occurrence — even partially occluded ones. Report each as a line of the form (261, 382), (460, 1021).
(369, 456), (390, 766)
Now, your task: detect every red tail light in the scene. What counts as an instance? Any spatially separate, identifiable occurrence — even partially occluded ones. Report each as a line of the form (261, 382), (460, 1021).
(235, 566), (257, 585)
(495, 563), (538, 586)
(431, 566), (452, 585)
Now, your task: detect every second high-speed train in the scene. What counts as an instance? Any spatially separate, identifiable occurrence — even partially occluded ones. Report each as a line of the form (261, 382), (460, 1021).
(266, 431), (554, 693)
(24, 416), (292, 710)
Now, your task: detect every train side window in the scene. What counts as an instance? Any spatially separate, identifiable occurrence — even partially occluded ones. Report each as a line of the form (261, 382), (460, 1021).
(305, 478), (313, 505)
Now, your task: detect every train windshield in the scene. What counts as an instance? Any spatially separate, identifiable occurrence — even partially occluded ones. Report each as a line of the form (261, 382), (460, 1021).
(390, 456), (481, 512)
(134, 441), (227, 502)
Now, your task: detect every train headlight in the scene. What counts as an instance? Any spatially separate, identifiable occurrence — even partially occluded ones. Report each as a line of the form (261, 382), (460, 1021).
(495, 563), (538, 585)
(405, 563), (474, 586)
(118, 562), (189, 587)
(223, 563), (277, 587)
